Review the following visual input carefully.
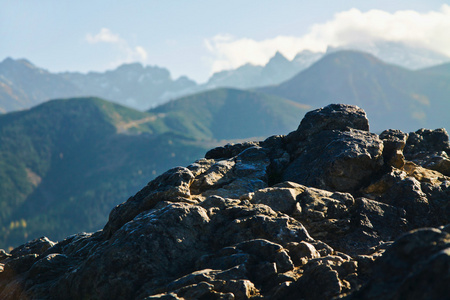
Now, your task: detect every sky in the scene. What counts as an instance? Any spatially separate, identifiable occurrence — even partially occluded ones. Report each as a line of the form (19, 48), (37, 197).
(1, 1), (450, 83)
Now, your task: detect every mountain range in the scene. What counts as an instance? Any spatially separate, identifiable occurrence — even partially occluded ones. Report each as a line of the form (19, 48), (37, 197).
(2, 46), (450, 248)
(203, 50), (324, 90)
(0, 58), (81, 112)
(260, 50), (450, 132)
(1, 41), (448, 112)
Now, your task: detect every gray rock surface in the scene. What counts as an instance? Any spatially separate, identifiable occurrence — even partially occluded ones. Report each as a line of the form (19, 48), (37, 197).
(1, 103), (449, 299)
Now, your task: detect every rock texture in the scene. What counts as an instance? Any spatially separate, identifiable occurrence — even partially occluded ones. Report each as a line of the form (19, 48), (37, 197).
(1, 104), (449, 300)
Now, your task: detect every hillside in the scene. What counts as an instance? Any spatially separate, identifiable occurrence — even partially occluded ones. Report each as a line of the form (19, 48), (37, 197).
(418, 62), (450, 78)
(260, 50), (450, 132)
(150, 88), (311, 140)
(0, 97), (211, 249)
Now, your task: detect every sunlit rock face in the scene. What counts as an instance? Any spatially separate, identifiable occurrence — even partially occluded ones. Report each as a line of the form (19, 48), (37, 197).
(1, 103), (449, 300)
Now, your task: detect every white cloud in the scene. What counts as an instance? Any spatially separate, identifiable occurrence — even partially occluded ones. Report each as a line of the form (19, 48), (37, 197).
(134, 46), (148, 61)
(205, 4), (450, 73)
(86, 28), (148, 65)
(86, 28), (121, 44)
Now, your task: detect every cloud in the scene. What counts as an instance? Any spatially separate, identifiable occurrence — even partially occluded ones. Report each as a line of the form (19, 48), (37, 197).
(205, 4), (450, 73)
(86, 28), (121, 44)
(205, 34), (322, 74)
(134, 46), (148, 61)
(86, 28), (148, 65)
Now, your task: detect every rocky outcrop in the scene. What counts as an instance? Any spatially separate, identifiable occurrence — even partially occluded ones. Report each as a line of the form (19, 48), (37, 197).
(1, 104), (449, 299)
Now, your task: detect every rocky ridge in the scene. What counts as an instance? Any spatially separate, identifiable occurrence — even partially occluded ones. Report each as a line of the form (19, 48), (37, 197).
(0, 104), (449, 299)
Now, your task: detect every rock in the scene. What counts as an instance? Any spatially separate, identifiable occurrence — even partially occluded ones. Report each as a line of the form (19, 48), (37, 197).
(286, 104), (369, 145)
(379, 176), (430, 226)
(190, 159), (236, 193)
(338, 197), (408, 254)
(0, 254), (38, 278)
(215, 279), (258, 300)
(285, 241), (320, 265)
(404, 128), (450, 176)
(68, 203), (212, 299)
(0, 250), (11, 261)
(2, 103), (450, 299)
(9, 236), (54, 258)
(363, 167), (407, 196)
(250, 186), (303, 214)
(271, 256), (353, 300)
(283, 129), (384, 193)
(379, 129), (407, 168)
(205, 141), (260, 160)
(404, 128), (450, 158)
(421, 179), (450, 225)
(192, 146), (270, 199)
(104, 166), (195, 236)
(261, 135), (291, 185)
(392, 247), (450, 300)
(344, 228), (450, 300)
(235, 239), (294, 273)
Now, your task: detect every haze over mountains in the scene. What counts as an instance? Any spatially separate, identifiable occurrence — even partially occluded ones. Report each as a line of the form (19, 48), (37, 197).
(1, 41), (449, 112)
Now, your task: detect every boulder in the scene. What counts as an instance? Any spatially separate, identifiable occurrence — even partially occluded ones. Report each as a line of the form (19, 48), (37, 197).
(286, 104), (369, 145)
(284, 129), (384, 193)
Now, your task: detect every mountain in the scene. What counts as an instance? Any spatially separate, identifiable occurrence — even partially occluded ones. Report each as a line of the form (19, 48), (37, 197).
(329, 40), (450, 70)
(0, 58), (199, 113)
(0, 58), (82, 112)
(1, 104), (449, 299)
(150, 88), (311, 140)
(2, 44), (447, 113)
(191, 42), (448, 91)
(260, 50), (450, 132)
(0, 52), (322, 113)
(418, 61), (450, 78)
(60, 63), (197, 110)
(0, 97), (213, 249)
(203, 50), (324, 89)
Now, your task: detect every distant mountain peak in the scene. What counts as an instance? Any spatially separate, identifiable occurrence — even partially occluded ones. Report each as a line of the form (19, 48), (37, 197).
(115, 62), (145, 72)
(1, 57), (14, 64)
(270, 51), (289, 61)
(0, 57), (41, 72)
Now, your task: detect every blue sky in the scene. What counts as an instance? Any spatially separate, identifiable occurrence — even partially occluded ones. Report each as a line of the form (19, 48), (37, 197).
(1, 1), (449, 82)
